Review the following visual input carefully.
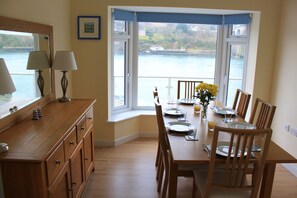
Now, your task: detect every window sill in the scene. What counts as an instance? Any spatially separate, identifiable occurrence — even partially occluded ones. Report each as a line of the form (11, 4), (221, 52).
(108, 110), (155, 123)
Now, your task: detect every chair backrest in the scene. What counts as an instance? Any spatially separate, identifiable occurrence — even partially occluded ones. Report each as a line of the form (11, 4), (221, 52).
(249, 98), (276, 129)
(177, 80), (203, 99)
(232, 89), (251, 120)
(153, 86), (158, 98)
(154, 97), (169, 153)
(205, 126), (272, 197)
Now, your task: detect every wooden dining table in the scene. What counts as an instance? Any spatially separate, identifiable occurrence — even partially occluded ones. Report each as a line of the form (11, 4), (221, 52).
(163, 102), (297, 198)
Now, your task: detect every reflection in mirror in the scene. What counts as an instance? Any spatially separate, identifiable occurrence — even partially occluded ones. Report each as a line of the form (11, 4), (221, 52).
(0, 30), (51, 118)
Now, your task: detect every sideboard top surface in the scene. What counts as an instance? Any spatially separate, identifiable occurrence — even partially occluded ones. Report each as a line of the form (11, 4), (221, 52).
(0, 99), (95, 162)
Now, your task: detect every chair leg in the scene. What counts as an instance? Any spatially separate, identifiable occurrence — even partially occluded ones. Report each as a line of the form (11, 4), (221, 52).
(161, 165), (169, 198)
(155, 142), (160, 167)
(156, 153), (162, 180)
(192, 178), (196, 198)
(157, 162), (164, 192)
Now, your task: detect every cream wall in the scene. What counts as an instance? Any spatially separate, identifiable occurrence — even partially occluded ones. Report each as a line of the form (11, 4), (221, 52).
(70, 0), (282, 145)
(0, 0), (73, 99)
(271, 0), (297, 160)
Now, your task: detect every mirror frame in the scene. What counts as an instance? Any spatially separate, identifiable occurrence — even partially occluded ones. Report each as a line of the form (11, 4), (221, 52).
(0, 16), (55, 133)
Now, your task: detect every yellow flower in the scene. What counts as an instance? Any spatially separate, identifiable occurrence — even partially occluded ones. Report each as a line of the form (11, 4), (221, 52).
(195, 83), (218, 105)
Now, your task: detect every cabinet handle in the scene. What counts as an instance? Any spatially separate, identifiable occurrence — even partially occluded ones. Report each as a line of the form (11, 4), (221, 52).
(70, 141), (74, 145)
(55, 160), (61, 165)
(72, 182), (76, 185)
(88, 118), (92, 120)
(81, 127), (85, 131)
(84, 158), (88, 161)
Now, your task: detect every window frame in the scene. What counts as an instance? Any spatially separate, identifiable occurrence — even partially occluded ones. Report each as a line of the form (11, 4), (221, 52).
(218, 24), (250, 106)
(111, 20), (133, 114)
(110, 9), (251, 114)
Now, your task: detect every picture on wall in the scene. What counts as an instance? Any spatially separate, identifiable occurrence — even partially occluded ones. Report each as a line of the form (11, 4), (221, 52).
(77, 16), (101, 39)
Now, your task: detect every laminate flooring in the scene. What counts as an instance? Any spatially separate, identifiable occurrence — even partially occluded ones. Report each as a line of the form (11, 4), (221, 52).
(82, 138), (297, 198)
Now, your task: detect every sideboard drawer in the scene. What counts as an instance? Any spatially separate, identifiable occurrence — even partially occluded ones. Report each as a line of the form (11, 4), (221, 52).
(46, 142), (66, 186)
(64, 127), (77, 160)
(86, 107), (94, 130)
(77, 116), (86, 142)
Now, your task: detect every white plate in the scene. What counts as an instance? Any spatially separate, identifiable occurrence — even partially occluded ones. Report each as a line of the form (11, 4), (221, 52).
(216, 142), (247, 157)
(227, 122), (256, 129)
(178, 98), (196, 105)
(212, 107), (236, 115)
(167, 122), (194, 133)
(164, 108), (184, 116)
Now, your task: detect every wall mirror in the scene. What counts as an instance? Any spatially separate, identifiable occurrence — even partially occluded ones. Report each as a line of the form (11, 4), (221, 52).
(0, 16), (55, 132)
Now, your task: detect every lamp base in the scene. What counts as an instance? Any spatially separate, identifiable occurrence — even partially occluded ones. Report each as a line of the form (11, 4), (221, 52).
(58, 97), (71, 103)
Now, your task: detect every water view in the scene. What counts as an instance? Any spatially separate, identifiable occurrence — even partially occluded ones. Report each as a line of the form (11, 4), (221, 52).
(114, 53), (243, 107)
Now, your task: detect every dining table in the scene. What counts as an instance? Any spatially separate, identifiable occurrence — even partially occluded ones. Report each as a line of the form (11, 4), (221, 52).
(163, 101), (297, 198)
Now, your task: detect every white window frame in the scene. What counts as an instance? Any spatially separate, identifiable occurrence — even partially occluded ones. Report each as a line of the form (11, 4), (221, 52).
(218, 24), (250, 106)
(109, 8), (251, 114)
(111, 20), (133, 114)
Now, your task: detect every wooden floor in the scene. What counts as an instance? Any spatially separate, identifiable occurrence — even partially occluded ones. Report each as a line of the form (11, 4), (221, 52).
(82, 138), (297, 198)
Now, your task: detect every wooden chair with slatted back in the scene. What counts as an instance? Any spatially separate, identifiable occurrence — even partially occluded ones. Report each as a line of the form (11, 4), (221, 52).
(232, 89), (251, 120)
(153, 87), (162, 182)
(154, 97), (171, 197)
(249, 98), (276, 129)
(154, 97), (195, 197)
(192, 126), (272, 198)
(177, 80), (203, 100)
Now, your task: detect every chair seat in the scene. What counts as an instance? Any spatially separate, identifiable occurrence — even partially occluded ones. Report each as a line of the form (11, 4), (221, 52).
(193, 168), (251, 198)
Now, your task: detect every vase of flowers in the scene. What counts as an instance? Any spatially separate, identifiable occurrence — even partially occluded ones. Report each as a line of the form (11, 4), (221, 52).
(195, 83), (218, 120)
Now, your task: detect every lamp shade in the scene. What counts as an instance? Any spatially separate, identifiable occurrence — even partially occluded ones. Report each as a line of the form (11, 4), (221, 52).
(27, 51), (50, 70)
(52, 51), (78, 71)
(0, 58), (16, 95)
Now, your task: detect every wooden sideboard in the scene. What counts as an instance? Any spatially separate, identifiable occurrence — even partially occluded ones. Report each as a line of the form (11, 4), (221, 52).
(0, 99), (96, 198)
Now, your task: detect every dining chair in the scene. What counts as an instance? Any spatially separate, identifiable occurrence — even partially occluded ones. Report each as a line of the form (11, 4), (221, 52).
(249, 98), (276, 129)
(177, 80), (203, 100)
(154, 97), (171, 197)
(154, 97), (194, 197)
(153, 86), (162, 181)
(192, 126), (272, 198)
(232, 89), (251, 120)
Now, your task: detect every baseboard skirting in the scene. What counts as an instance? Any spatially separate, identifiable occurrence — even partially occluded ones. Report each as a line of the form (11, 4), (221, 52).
(282, 163), (297, 177)
(139, 131), (158, 138)
(94, 133), (139, 147)
(94, 131), (157, 147)
(115, 133), (139, 146)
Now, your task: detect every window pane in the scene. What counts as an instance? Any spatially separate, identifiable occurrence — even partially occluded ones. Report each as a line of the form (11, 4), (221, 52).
(114, 20), (126, 32)
(226, 44), (246, 107)
(230, 24), (247, 37)
(138, 23), (217, 106)
(113, 41), (126, 108)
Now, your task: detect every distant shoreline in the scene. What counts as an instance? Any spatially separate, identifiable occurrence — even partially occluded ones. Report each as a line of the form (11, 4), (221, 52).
(0, 47), (33, 52)
(140, 50), (215, 56)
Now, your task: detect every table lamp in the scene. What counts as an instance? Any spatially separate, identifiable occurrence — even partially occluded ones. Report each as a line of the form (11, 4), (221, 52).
(52, 51), (78, 102)
(27, 51), (50, 97)
(0, 58), (16, 95)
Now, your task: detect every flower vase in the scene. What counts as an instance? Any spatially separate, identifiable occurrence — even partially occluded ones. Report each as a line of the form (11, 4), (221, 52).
(202, 104), (208, 120)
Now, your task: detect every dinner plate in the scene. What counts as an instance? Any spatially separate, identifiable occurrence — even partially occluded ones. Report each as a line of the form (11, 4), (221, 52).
(167, 122), (194, 133)
(177, 98), (196, 105)
(227, 122), (256, 129)
(216, 142), (247, 157)
(164, 108), (184, 117)
(212, 106), (236, 115)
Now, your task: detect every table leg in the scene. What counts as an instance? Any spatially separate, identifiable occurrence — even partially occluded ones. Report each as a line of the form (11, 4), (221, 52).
(168, 162), (178, 198)
(260, 163), (276, 198)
